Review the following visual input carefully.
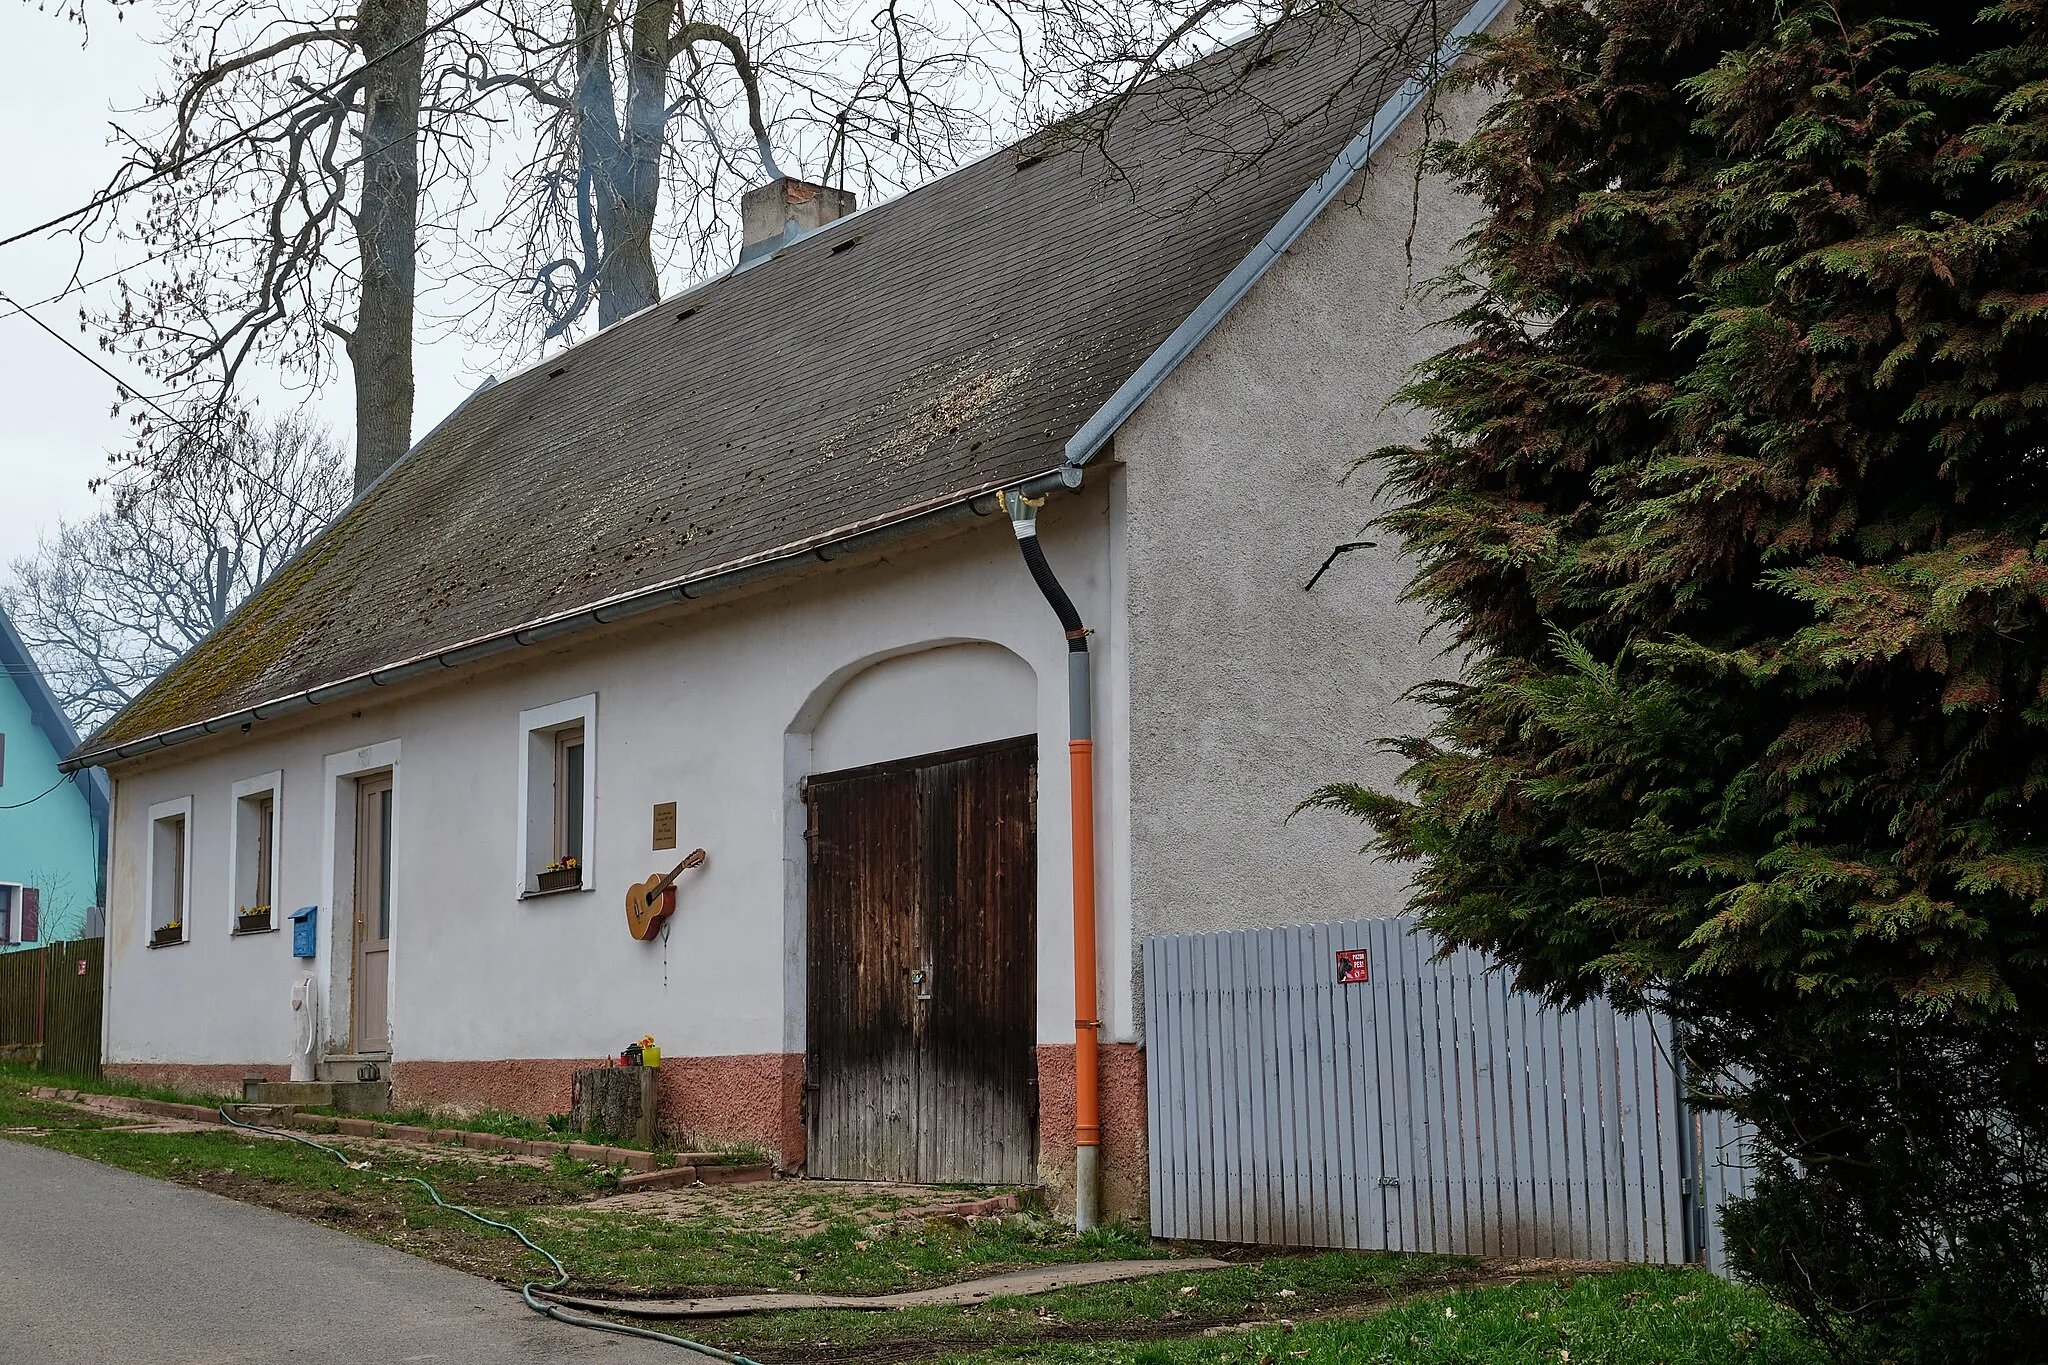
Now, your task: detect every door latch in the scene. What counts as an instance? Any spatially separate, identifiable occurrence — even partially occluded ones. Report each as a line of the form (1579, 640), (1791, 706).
(911, 968), (932, 1002)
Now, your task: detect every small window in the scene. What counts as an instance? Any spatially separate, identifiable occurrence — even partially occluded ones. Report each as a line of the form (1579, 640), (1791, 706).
(554, 726), (585, 866)
(149, 803), (190, 946)
(518, 696), (596, 897)
(230, 773), (283, 935)
(0, 884), (17, 944)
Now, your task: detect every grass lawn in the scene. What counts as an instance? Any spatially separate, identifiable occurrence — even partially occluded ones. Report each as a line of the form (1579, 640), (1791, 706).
(940, 1267), (1818, 1365)
(0, 1064), (1812, 1364)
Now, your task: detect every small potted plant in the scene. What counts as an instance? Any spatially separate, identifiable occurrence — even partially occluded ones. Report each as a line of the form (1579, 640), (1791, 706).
(152, 919), (184, 947)
(236, 903), (273, 934)
(537, 856), (581, 893)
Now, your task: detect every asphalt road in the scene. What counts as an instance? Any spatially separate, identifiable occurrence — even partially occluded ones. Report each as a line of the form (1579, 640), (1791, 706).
(0, 1137), (702, 1363)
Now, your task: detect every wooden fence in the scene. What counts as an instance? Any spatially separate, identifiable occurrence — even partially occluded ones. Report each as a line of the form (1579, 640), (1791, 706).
(1143, 917), (1753, 1271)
(0, 940), (103, 1078)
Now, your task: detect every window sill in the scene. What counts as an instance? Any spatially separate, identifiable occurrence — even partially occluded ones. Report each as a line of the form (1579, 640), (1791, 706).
(147, 935), (189, 949)
(519, 883), (592, 902)
(232, 924), (280, 937)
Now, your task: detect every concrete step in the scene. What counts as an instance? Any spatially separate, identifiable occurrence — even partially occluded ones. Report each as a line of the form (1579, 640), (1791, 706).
(318, 1053), (390, 1083)
(250, 1079), (391, 1114)
(253, 1081), (334, 1106)
(331, 1079), (391, 1115)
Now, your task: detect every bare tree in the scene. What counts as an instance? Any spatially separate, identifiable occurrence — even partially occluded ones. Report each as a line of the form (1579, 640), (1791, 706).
(79, 0), (1446, 481)
(2, 412), (352, 736)
(448, 0), (1022, 342)
(452, 0), (1459, 343)
(90, 0), (482, 490)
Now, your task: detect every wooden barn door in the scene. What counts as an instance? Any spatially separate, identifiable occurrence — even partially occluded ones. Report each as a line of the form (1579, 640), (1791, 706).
(806, 736), (1037, 1184)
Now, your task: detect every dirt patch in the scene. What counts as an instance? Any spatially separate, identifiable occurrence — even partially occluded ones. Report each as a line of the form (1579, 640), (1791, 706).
(584, 1178), (1027, 1238)
(170, 1165), (558, 1282)
(695, 1263), (1540, 1365)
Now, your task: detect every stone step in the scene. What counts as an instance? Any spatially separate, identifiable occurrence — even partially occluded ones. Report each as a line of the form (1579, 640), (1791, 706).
(250, 1078), (391, 1113)
(252, 1080), (334, 1106)
(318, 1053), (390, 1083)
(331, 1079), (392, 1114)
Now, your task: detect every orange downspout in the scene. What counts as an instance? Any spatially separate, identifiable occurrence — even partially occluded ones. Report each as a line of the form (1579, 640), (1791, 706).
(1071, 732), (1102, 1165)
(1005, 487), (1102, 1228)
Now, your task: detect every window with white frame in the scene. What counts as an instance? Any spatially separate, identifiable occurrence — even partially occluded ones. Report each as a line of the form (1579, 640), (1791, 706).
(0, 883), (35, 945)
(147, 797), (193, 946)
(517, 695), (596, 897)
(230, 772), (283, 934)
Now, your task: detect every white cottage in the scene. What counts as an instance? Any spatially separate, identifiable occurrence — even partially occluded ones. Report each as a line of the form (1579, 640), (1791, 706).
(66, 2), (1504, 1224)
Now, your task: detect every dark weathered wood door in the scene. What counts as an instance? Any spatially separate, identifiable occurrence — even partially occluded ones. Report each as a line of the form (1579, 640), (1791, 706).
(806, 736), (1037, 1185)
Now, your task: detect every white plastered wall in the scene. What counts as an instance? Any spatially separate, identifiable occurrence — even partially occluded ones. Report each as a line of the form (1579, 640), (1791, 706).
(98, 495), (1126, 1071)
(1111, 66), (1494, 967)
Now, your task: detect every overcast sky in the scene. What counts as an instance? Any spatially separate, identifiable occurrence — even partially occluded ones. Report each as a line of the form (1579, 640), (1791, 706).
(0, 4), (478, 566)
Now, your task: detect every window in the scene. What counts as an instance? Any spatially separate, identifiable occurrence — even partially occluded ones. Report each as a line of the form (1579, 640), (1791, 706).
(230, 772), (283, 934)
(517, 695), (596, 897)
(147, 797), (193, 946)
(230, 773), (282, 933)
(0, 884), (33, 945)
(554, 726), (585, 867)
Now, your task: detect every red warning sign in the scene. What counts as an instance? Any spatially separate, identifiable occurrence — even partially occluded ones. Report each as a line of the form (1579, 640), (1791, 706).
(1336, 949), (1370, 984)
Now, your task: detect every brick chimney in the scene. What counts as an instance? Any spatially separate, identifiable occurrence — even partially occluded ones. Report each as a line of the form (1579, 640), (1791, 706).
(739, 178), (857, 264)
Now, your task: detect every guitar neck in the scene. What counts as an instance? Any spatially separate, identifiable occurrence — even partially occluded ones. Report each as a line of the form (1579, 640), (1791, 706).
(645, 848), (707, 902)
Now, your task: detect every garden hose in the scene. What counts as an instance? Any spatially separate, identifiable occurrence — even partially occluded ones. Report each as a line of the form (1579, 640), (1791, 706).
(216, 1106), (764, 1364)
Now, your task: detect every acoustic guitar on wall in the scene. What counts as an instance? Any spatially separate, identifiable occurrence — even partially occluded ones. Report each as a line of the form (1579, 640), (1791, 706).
(626, 848), (706, 940)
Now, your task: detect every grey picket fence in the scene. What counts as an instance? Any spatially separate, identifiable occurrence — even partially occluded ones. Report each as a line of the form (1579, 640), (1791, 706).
(1142, 917), (1753, 1271)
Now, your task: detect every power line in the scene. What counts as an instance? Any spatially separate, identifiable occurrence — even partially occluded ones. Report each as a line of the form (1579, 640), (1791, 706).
(0, 107), (427, 325)
(0, 286), (325, 518)
(0, 0), (488, 252)
(0, 774), (74, 811)
(0, 202), (271, 321)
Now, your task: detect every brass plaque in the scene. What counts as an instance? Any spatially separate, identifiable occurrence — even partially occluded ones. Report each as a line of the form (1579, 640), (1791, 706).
(652, 802), (678, 851)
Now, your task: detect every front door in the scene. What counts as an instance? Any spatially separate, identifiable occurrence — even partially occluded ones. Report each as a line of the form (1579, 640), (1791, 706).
(352, 772), (393, 1054)
(805, 736), (1037, 1184)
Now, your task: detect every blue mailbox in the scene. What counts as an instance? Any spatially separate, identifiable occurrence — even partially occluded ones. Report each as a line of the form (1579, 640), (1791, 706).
(289, 905), (318, 959)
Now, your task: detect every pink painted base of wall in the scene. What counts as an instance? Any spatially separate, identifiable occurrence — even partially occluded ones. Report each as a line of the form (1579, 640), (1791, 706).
(393, 1058), (603, 1122)
(655, 1053), (805, 1170)
(393, 1054), (804, 1169)
(1036, 1042), (1148, 1227)
(105, 1062), (288, 1099)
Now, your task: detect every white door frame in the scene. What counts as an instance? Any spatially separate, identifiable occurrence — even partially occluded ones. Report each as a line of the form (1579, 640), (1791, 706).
(320, 739), (401, 1057)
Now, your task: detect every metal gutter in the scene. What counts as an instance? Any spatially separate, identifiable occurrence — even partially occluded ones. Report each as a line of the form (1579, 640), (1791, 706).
(1062, 0), (1512, 468)
(60, 464), (1083, 772)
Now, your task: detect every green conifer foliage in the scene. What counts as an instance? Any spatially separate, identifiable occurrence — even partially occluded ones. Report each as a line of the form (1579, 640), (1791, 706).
(1331, 1), (2048, 1354)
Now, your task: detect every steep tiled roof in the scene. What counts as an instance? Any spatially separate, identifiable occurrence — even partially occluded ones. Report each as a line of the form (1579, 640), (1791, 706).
(79, 2), (1468, 759)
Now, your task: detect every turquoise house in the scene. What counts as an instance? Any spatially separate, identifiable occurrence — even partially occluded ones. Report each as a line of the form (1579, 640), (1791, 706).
(0, 605), (107, 949)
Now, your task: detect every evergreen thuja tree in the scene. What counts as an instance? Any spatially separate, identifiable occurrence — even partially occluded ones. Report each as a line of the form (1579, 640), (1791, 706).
(1325, 1), (2048, 1356)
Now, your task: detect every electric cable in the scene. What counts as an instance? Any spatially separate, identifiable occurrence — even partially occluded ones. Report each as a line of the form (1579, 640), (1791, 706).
(0, 285), (325, 518)
(214, 1105), (766, 1363)
(0, 0), (488, 252)
(0, 774), (73, 810)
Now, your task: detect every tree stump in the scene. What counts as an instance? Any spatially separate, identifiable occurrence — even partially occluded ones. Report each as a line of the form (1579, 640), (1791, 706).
(571, 1066), (658, 1148)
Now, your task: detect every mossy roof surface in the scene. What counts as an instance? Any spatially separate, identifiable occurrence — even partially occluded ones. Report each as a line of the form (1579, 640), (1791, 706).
(80, 2), (1459, 757)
